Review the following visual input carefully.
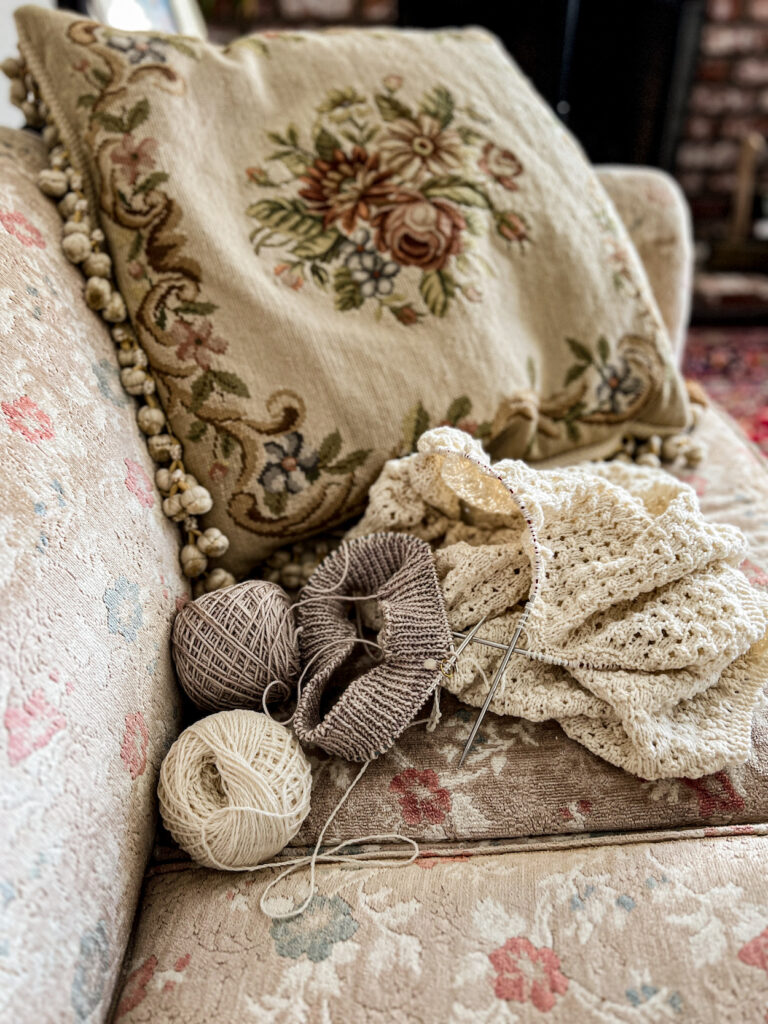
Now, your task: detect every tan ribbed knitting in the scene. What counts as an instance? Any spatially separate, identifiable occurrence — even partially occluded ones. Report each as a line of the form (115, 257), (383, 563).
(348, 427), (768, 779)
(293, 533), (453, 762)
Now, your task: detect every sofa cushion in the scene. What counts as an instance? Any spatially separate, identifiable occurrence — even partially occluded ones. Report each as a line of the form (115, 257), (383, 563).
(0, 126), (187, 1024)
(112, 830), (768, 1022)
(14, 7), (689, 576)
(286, 403), (768, 846)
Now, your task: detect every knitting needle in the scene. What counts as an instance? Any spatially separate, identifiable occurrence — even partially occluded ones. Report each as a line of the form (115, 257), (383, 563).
(452, 631), (530, 655)
(441, 615), (488, 676)
(458, 616), (526, 767)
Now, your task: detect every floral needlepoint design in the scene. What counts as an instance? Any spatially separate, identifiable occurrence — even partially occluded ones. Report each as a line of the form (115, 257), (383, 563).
(259, 432), (320, 513)
(2, 395), (54, 443)
(739, 927), (768, 973)
(107, 34), (166, 64)
(0, 210), (45, 248)
(120, 712), (149, 779)
(246, 78), (530, 322)
(71, 921), (110, 1022)
(489, 937), (569, 1012)
(270, 893), (359, 963)
(389, 768), (451, 825)
(171, 318), (228, 370)
(5, 689), (66, 766)
(103, 577), (143, 643)
(124, 457), (155, 509)
(110, 133), (158, 185)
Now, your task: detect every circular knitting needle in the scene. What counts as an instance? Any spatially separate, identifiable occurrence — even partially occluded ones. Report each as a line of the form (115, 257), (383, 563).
(458, 617), (527, 767)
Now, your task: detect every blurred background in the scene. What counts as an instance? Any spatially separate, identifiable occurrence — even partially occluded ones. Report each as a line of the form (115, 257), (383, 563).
(2, 0), (767, 445)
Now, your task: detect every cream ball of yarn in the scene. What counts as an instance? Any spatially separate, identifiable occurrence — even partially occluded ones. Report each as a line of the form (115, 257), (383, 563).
(172, 579), (300, 711)
(158, 710), (311, 869)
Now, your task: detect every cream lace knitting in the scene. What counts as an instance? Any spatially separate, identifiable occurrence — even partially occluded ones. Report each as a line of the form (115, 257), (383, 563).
(347, 427), (768, 779)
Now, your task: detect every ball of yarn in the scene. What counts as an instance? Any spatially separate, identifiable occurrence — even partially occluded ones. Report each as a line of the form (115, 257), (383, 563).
(172, 580), (299, 711)
(158, 710), (312, 869)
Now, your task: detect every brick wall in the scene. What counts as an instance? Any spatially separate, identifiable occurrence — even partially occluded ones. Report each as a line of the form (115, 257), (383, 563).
(676, 0), (768, 241)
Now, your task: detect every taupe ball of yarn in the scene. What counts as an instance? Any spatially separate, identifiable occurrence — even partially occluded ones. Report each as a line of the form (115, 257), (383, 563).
(172, 580), (299, 711)
(158, 710), (312, 869)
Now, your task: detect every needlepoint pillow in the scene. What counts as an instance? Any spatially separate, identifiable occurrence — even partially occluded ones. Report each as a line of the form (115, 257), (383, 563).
(13, 6), (690, 575)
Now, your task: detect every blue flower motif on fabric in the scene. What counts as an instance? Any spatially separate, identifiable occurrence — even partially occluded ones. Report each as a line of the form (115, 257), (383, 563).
(92, 359), (129, 407)
(71, 920), (110, 1022)
(103, 576), (143, 643)
(270, 893), (358, 963)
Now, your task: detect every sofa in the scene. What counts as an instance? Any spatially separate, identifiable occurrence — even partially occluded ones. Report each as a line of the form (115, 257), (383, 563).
(2, 116), (768, 1024)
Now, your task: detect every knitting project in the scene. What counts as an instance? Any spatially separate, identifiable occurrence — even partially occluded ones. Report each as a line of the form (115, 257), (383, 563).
(294, 533), (453, 762)
(348, 427), (768, 779)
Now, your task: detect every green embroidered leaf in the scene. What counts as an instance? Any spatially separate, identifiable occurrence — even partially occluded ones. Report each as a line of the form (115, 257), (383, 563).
(211, 370), (250, 398)
(77, 93), (97, 109)
(94, 110), (127, 133)
(333, 266), (364, 311)
(292, 228), (342, 261)
(315, 127), (341, 161)
(155, 305), (167, 330)
(374, 92), (413, 122)
(287, 125), (299, 147)
(316, 430), (342, 467)
(565, 419), (581, 443)
(275, 150), (309, 176)
(422, 175), (491, 209)
(457, 125), (482, 145)
(402, 401), (430, 453)
(566, 337), (593, 364)
(597, 335), (611, 363)
(128, 231), (143, 261)
(564, 361), (589, 386)
(421, 85), (454, 128)
(247, 199), (326, 241)
(189, 372), (215, 412)
(263, 490), (287, 517)
(220, 431), (236, 458)
(310, 263), (329, 287)
(166, 37), (197, 58)
(91, 67), (110, 87)
(134, 171), (169, 195)
(267, 131), (289, 147)
(187, 420), (208, 441)
(327, 449), (371, 474)
(526, 355), (537, 387)
(175, 300), (218, 316)
(446, 395), (472, 425)
(420, 269), (455, 317)
(126, 98), (149, 131)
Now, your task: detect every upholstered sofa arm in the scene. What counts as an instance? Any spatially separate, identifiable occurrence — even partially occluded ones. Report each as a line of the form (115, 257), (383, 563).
(596, 166), (693, 366)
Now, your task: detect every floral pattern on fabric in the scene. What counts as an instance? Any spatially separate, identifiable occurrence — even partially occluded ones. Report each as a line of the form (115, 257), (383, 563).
(245, 79), (530, 323)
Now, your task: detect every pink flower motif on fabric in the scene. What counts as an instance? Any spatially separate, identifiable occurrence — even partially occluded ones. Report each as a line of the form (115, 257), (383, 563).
(489, 937), (569, 1012)
(120, 712), (149, 779)
(0, 209), (45, 248)
(171, 318), (228, 370)
(5, 688), (66, 765)
(739, 927), (768, 973)
(389, 768), (451, 824)
(682, 770), (745, 817)
(124, 457), (155, 509)
(114, 955), (157, 1019)
(2, 395), (54, 443)
(110, 133), (158, 185)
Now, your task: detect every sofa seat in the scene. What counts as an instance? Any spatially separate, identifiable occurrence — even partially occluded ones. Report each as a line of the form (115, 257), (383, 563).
(113, 400), (768, 1022)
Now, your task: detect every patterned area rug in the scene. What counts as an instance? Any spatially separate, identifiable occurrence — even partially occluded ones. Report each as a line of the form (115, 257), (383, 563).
(684, 327), (768, 457)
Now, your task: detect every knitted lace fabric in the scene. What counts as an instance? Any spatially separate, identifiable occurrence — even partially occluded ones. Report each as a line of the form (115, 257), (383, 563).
(294, 533), (453, 762)
(347, 427), (768, 779)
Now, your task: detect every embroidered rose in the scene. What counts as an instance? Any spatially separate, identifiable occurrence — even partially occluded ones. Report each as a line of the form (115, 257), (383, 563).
(380, 115), (462, 179)
(489, 937), (569, 1012)
(270, 893), (358, 963)
(124, 457), (155, 509)
(2, 395), (54, 443)
(259, 432), (319, 495)
(110, 133), (158, 186)
(479, 142), (523, 190)
(171, 318), (228, 369)
(5, 688), (66, 766)
(389, 768), (451, 824)
(374, 194), (465, 271)
(120, 712), (149, 779)
(0, 210), (45, 248)
(299, 147), (395, 232)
